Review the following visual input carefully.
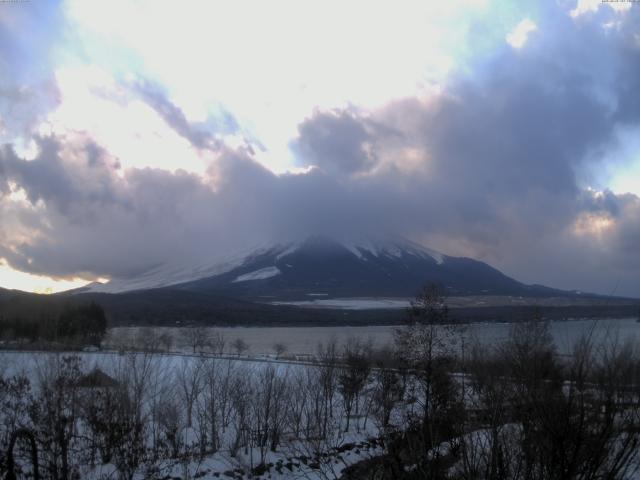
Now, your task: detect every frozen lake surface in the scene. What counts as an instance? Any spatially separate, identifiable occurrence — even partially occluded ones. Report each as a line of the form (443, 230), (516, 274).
(106, 317), (639, 355)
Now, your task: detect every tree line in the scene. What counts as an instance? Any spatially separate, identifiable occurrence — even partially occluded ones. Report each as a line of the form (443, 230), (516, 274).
(0, 301), (107, 346)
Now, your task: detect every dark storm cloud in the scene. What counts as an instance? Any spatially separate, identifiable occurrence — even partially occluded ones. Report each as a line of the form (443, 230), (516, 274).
(293, 110), (382, 174)
(1, 136), (123, 218)
(578, 188), (622, 215)
(285, 2), (640, 296)
(0, 132), (396, 278)
(0, 133), (226, 278)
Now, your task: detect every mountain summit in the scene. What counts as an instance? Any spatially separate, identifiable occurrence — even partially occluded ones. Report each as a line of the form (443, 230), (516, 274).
(85, 236), (566, 300)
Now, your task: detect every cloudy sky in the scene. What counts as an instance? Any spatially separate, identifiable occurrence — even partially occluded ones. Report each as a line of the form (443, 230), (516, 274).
(1, 0), (639, 297)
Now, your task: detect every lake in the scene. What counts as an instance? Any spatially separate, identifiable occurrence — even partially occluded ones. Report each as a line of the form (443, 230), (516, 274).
(105, 317), (639, 355)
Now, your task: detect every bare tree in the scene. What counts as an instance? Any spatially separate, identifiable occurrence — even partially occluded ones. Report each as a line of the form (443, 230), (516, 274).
(198, 357), (236, 454)
(228, 368), (252, 457)
(392, 283), (463, 477)
(299, 366), (327, 440)
(455, 321), (640, 480)
(182, 327), (209, 354)
(458, 340), (519, 479)
(175, 357), (204, 429)
(272, 342), (288, 359)
(135, 327), (161, 352)
(156, 396), (183, 458)
(338, 339), (371, 432)
(208, 330), (226, 355)
(109, 352), (155, 480)
(157, 330), (173, 352)
(232, 338), (249, 357)
(0, 373), (32, 475)
(317, 337), (339, 438)
(251, 365), (291, 465)
(371, 346), (404, 433)
(286, 369), (310, 439)
(30, 354), (84, 480)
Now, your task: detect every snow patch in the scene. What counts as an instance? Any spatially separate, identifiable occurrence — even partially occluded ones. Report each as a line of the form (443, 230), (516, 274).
(233, 266), (281, 282)
(273, 297), (411, 310)
(397, 238), (445, 264)
(275, 242), (299, 260)
(342, 238), (445, 265)
(343, 243), (365, 259)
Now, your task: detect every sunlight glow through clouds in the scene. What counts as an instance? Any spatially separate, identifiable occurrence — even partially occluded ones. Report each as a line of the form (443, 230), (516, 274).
(609, 161), (640, 195)
(63, 0), (488, 174)
(49, 66), (208, 174)
(597, 126), (640, 196)
(572, 211), (615, 239)
(0, 260), (94, 294)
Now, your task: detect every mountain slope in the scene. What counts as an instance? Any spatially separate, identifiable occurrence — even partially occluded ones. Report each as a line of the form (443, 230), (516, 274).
(168, 236), (569, 301)
(80, 244), (271, 294)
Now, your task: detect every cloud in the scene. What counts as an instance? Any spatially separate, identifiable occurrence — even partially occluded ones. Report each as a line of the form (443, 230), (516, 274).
(293, 109), (382, 175)
(283, 2), (640, 296)
(1, 135), (123, 217)
(506, 19), (537, 48)
(0, 1), (64, 138)
(129, 79), (239, 151)
(1, 0), (640, 297)
(0, 133), (267, 278)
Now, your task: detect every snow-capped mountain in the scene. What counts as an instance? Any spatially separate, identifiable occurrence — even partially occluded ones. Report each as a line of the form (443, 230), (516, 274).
(84, 236), (565, 300)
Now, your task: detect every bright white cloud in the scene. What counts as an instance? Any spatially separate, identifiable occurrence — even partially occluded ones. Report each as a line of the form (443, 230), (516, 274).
(49, 66), (208, 174)
(588, 126), (640, 196)
(63, 0), (489, 173)
(506, 18), (537, 48)
(570, 0), (632, 17)
(609, 161), (640, 195)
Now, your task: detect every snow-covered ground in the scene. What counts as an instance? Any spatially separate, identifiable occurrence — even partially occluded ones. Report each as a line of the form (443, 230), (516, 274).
(4, 315), (640, 479)
(272, 297), (412, 309)
(0, 351), (383, 480)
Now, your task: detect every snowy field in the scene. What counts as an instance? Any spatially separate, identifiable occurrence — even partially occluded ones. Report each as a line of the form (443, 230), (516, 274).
(272, 297), (412, 309)
(105, 317), (638, 356)
(270, 294), (635, 310)
(3, 318), (640, 479)
(0, 352), (384, 479)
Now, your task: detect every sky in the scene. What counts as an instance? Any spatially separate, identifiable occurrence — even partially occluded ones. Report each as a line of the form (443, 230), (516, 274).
(0, 0), (640, 297)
